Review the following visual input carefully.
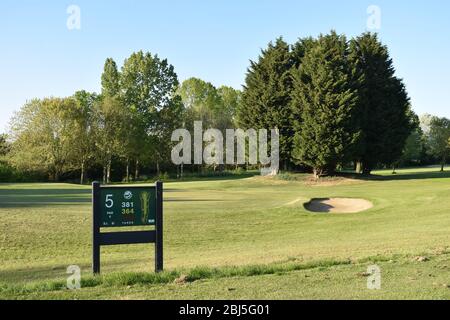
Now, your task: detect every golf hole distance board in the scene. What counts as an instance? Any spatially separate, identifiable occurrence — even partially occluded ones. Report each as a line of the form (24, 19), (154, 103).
(92, 181), (163, 274)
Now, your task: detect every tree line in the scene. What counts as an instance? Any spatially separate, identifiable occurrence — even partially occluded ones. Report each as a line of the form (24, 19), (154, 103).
(1, 31), (449, 183)
(238, 32), (418, 177)
(2, 51), (240, 183)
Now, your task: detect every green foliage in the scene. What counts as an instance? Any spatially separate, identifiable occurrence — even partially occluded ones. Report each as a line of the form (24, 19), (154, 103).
(427, 116), (450, 170)
(0, 161), (47, 182)
(120, 51), (180, 121)
(217, 86), (241, 128)
(5, 51), (188, 183)
(101, 58), (120, 97)
(120, 51), (183, 174)
(178, 78), (240, 128)
(1, 134), (47, 182)
(400, 129), (425, 166)
(291, 31), (360, 177)
(8, 98), (80, 181)
(177, 78), (241, 172)
(1, 34), (432, 181)
(178, 77), (221, 127)
(91, 95), (131, 183)
(154, 171), (170, 181)
(178, 77), (241, 133)
(238, 38), (295, 168)
(71, 91), (99, 183)
(349, 33), (415, 173)
(0, 134), (10, 157)
(276, 172), (309, 181)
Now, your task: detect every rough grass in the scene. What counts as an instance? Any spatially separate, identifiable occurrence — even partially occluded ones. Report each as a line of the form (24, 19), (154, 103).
(1, 251), (449, 300)
(0, 257), (352, 295)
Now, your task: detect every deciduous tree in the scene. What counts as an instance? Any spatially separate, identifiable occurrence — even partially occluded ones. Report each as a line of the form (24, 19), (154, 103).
(120, 51), (182, 176)
(71, 91), (99, 184)
(101, 58), (120, 98)
(0, 134), (10, 157)
(9, 98), (78, 181)
(427, 117), (450, 172)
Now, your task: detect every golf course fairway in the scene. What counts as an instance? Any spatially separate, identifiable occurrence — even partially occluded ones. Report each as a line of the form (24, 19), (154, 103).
(0, 167), (449, 299)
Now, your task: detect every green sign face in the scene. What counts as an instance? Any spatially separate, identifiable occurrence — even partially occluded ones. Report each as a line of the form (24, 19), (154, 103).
(99, 187), (156, 227)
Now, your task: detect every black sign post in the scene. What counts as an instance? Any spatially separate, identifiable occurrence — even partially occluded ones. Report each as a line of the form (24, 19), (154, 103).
(92, 181), (163, 275)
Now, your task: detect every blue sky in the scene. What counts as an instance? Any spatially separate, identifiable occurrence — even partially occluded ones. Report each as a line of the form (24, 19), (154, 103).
(1, 0), (449, 132)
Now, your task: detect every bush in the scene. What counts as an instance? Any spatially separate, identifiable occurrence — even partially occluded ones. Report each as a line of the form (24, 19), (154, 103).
(0, 162), (47, 182)
(0, 163), (14, 181)
(154, 172), (170, 181)
(277, 172), (308, 181)
(180, 168), (254, 179)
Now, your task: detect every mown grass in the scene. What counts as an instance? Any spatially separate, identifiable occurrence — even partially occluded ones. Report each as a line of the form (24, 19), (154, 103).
(0, 166), (449, 299)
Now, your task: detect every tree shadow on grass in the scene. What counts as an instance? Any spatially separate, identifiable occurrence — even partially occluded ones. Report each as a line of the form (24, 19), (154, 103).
(0, 188), (91, 209)
(0, 187), (228, 209)
(0, 264), (80, 285)
(0, 256), (160, 285)
(165, 198), (229, 203)
(166, 173), (257, 183)
(0, 188), (90, 196)
(338, 170), (450, 182)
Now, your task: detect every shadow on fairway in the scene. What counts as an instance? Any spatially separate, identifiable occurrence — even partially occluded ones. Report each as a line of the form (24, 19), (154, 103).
(0, 264), (81, 285)
(164, 173), (257, 183)
(0, 188), (90, 196)
(165, 198), (229, 203)
(0, 187), (227, 208)
(339, 170), (450, 182)
(0, 188), (91, 208)
(0, 256), (159, 284)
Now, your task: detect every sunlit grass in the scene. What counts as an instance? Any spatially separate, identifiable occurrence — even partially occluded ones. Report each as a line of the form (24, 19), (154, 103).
(0, 167), (449, 299)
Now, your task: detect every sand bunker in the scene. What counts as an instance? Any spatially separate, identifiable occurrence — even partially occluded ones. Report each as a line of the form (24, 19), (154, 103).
(304, 198), (373, 214)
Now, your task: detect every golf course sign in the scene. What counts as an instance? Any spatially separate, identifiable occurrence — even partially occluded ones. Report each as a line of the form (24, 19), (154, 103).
(92, 181), (163, 274)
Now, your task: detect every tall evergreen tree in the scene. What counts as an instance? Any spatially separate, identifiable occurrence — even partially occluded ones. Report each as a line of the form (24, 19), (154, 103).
(291, 37), (316, 69)
(237, 38), (294, 170)
(349, 33), (415, 174)
(291, 31), (360, 178)
(101, 58), (120, 97)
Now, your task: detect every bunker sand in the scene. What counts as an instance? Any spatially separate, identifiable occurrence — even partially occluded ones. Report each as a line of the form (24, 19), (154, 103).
(304, 198), (373, 213)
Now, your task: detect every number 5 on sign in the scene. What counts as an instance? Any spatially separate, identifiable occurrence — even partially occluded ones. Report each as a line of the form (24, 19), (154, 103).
(105, 194), (114, 208)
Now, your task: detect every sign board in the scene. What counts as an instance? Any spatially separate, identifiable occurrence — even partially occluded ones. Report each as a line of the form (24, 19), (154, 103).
(92, 182), (163, 275)
(99, 187), (157, 227)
